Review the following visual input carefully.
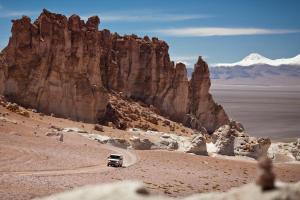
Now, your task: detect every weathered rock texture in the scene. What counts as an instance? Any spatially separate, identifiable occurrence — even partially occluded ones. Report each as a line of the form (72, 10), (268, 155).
(0, 9), (229, 132)
(38, 180), (300, 200)
(212, 120), (271, 159)
(185, 134), (208, 155)
(0, 10), (108, 122)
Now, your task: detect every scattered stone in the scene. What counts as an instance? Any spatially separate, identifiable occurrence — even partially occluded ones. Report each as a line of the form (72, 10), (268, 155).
(45, 132), (60, 137)
(94, 124), (104, 132)
(19, 110), (30, 117)
(107, 122), (114, 128)
(49, 125), (62, 131)
(59, 134), (64, 142)
(62, 127), (86, 133)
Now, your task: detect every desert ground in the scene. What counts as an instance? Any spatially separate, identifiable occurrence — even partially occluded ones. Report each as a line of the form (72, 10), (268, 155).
(211, 83), (300, 141)
(1, 104), (300, 200)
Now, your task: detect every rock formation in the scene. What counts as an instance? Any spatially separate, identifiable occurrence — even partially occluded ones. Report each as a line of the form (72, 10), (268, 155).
(0, 9), (229, 132)
(185, 134), (208, 155)
(256, 157), (275, 190)
(213, 125), (235, 155)
(129, 137), (153, 150)
(268, 139), (300, 161)
(0, 10), (108, 122)
(212, 120), (271, 158)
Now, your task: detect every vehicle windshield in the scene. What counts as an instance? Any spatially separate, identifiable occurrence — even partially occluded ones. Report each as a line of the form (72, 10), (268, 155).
(109, 155), (121, 159)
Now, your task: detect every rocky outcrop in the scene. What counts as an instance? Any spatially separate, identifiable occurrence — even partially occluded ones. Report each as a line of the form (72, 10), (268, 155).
(268, 139), (300, 162)
(38, 180), (300, 200)
(212, 120), (271, 159)
(0, 10), (108, 122)
(184, 57), (229, 133)
(213, 125), (235, 155)
(152, 134), (179, 150)
(0, 9), (229, 132)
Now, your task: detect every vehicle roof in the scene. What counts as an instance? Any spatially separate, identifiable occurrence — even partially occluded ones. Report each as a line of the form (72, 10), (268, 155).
(109, 154), (123, 156)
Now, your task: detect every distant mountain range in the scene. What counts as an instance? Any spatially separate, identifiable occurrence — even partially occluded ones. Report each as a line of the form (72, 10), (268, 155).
(205, 53), (300, 85)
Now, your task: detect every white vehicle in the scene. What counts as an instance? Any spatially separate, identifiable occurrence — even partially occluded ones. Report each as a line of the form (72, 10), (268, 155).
(107, 154), (123, 167)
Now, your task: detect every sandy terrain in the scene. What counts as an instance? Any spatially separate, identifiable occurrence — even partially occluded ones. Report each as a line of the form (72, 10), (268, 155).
(0, 103), (300, 200)
(211, 83), (300, 140)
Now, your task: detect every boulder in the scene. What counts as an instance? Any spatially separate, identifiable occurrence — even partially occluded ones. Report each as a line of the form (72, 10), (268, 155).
(94, 124), (104, 132)
(185, 134), (208, 155)
(290, 138), (300, 161)
(153, 136), (179, 150)
(212, 125), (235, 156)
(234, 137), (271, 159)
(129, 137), (153, 150)
(212, 121), (271, 159)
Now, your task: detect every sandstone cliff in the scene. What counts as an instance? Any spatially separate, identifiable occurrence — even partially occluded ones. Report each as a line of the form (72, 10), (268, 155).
(0, 9), (229, 132)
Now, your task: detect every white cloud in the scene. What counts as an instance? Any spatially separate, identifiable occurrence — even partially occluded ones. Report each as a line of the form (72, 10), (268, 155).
(155, 27), (300, 37)
(102, 14), (208, 22)
(81, 11), (209, 22)
(0, 10), (39, 18)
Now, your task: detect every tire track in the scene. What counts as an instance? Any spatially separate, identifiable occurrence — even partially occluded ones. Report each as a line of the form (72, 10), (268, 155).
(1, 144), (138, 176)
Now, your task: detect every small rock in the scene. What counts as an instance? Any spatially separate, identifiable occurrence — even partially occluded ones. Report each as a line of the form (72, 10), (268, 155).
(45, 132), (60, 137)
(94, 124), (104, 132)
(59, 134), (64, 142)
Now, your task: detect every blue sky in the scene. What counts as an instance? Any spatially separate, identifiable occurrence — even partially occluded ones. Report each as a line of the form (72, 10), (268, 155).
(0, 0), (299, 67)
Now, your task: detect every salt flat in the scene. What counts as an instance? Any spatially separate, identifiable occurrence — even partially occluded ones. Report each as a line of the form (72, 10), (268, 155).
(211, 83), (300, 141)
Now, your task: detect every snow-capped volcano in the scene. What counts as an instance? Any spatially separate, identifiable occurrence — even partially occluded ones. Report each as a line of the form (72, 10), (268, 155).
(209, 53), (300, 85)
(215, 53), (300, 67)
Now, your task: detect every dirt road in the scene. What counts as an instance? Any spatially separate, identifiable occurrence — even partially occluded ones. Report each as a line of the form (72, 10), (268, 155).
(0, 133), (137, 176)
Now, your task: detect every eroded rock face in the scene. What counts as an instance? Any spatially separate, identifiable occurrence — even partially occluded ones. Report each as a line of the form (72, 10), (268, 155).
(184, 57), (229, 133)
(0, 9), (229, 132)
(0, 10), (108, 122)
